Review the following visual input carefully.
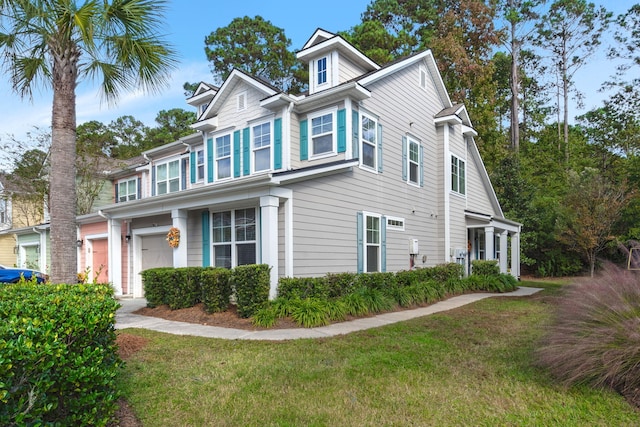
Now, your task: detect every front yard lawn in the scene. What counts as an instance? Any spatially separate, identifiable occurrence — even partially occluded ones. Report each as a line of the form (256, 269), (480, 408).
(117, 280), (640, 426)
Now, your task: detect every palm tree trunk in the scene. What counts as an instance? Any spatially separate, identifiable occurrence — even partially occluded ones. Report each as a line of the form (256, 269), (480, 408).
(49, 49), (78, 284)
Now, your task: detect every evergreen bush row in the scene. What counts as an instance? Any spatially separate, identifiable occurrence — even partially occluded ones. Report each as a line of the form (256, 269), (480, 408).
(253, 263), (517, 328)
(140, 264), (270, 317)
(0, 282), (121, 426)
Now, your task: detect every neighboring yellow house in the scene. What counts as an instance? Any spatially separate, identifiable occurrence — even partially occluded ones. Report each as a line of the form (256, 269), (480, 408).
(0, 174), (48, 269)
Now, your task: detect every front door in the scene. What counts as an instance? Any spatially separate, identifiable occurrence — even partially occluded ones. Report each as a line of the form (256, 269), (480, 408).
(91, 239), (109, 283)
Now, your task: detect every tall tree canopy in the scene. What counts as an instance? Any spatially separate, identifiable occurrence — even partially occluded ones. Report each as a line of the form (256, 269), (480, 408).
(204, 15), (300, 91)
(0, 0), (177, 283)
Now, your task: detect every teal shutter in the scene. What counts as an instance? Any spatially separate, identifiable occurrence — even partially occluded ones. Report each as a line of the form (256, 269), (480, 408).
(274, 118), (282, 170)
(190, 151), (196, 183)
(243, 127), (251, 175)
(207, 138), (214, 183)
(337, 109), (346, 153)
(419, 145), (424, 187)
(151, 165), (156, 196)
(137, 177), (141, 200)
(114, 183), (119, 203)
(381, 216), (387, 272)
(357, 212), (364, 274)
(300, 119), (308, 160)
(201, 211), (210, 267)
(352, 111), (359, 159)
(377, 124), (383, 173)
(233, 130), (241, 177)
(401, 136), (407, 181)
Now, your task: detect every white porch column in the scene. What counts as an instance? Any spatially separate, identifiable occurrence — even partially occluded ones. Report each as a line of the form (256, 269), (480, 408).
(260, 196), (279, 299)
(172, 209), (188, 267)
(510, 232), (520, 279)
(485, 226), (495, 261)
(499, 231), (508, 274)
(109, 219), (122, 295)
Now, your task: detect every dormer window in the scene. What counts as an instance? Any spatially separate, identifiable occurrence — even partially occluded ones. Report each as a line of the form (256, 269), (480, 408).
(317, 57), (327, 85)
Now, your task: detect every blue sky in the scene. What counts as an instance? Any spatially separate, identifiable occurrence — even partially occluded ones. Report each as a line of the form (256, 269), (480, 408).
(0, 0), (636, 148)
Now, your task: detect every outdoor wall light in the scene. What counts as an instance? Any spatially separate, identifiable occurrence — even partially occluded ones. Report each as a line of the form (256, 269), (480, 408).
(125, 235), (131, 243)
(76, 239), (83, 248)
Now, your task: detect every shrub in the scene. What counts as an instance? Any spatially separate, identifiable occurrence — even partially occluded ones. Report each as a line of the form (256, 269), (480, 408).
(358, 287), (396, 313)
(201, 268), (233, 313)
(277, 276), (329, 300)
(537, 265), (640, 399)
(289, 298), (330, 328)
(428, 263), (464, 282)
(252, 303), (279, 328)
(0, 283), (121, 426)
(166, 267), (203, 310)
(471, 260), (500, 276)
(234, 264), (271, 318)
(325, 272), (358, 298)
(140, 267), (173, 307)
(340, 292), (369, 317)
(356, 272), (396, 290)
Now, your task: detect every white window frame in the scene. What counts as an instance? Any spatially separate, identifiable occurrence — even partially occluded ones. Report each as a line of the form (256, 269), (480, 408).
(407, 137), (420, 186)
(451, 154), (466, 196)
(196, 148), (205, 182)
(309, 108), (337, 158)
(317, 57), (327, 86)
(211, 208), (258, 269)
(360, 111), (378, 171)
(363, 211), (381, 273)
(155, 159), (180, 195)
(251, 120), (272, 173)
(215, 133), (232, 180)
(386, 216), (405, 232)
(117, 177), (138, 202)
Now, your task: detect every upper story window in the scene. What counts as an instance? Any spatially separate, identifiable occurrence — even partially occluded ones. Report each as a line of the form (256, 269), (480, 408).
(451, 154), (466, 195)
(117, 178), (137, 202)
(196, 149), (205, 182)
(215, 133), (232, 180)
(253, 122), (272, 172)
(0, 197), (7, 224)
(317, 57), (327, 85)
(156, 160), (180, 195)
(408, 139), (420, 185)
(361, 113), (378, 170)
(198, 102), (209, 117)
(310, 110), (335, 157)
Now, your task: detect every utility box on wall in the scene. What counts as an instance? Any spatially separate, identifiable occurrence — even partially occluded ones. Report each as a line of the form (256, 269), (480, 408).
(409, 239), (419, 255)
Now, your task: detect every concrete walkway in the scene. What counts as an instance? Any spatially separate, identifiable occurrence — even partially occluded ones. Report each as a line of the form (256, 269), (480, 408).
(115, 286), (543, 341)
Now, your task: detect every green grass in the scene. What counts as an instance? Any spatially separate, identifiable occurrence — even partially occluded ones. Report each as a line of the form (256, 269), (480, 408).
(118, 282), (640, 426)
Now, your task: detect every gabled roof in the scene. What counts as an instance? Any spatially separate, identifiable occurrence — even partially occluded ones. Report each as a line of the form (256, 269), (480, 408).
(358, 49), (452, 109)
(297, 28), (380, 72)
(185, 82), (218, 108)
(434, 103), (473, 129)
(196, 69), (280, 122)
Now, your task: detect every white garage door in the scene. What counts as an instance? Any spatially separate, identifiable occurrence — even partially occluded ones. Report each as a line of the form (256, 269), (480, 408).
(141, 234), (173, 271)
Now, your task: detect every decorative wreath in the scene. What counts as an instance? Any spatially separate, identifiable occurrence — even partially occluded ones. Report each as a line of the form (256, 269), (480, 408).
(166, 227), (180, 248)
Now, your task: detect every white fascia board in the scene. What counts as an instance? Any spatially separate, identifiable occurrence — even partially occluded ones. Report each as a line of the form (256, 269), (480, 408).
(190, 116), (218, 132)
(434, 115), (464, 125)
(297, 37), (379, 71)
(461, 124), (477, 136)
(271, 160), (358, 184)
(200, 70), (278, 119)
(294, 82), (371, 113)
(301, 29), (337, 50)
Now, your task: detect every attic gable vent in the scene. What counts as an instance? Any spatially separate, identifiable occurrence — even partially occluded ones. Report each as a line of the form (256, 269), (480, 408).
(237, 91), (247, 111)
(419, 66), (427, 90)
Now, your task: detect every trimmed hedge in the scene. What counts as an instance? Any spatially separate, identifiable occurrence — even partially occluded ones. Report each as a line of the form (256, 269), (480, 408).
(0, 283), (121, 426)
(166, 267), (203, 310)
(201, 268), (233, 313)
(234, 264), (271, 318)
(472, 259), (500, 276)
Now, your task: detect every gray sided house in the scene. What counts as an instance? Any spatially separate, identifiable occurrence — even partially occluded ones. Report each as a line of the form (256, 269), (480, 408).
(96, 29), (521, 298)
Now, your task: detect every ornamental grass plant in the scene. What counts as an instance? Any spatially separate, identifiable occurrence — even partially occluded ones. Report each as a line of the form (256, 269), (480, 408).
(537, 264), (640, 402)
